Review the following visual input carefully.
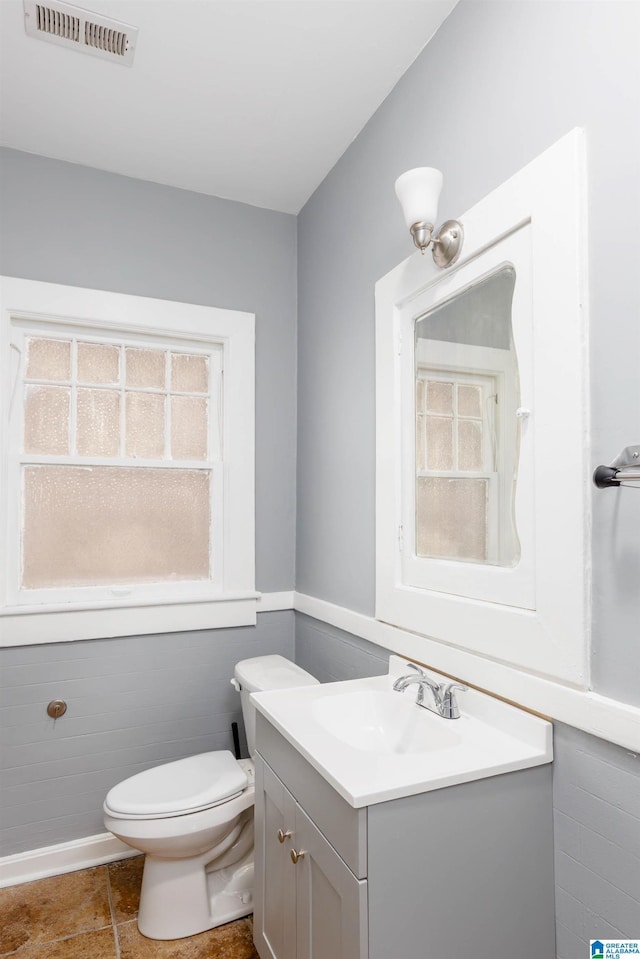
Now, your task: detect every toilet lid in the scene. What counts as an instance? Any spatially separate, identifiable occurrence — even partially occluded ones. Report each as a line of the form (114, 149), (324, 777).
(234, 654), (320, 693)
(104, 751), (248, 818)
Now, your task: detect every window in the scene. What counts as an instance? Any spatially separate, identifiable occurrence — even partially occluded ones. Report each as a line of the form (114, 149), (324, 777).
(0, 278), (255, 645)
(416, 368), (501, 564)
(376, 129), (590, 686)
(411, 264), (522, 578)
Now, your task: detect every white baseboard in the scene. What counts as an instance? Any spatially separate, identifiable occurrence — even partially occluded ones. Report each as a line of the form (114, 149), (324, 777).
(294, 592), (640, 753)
(0, 832), (138, 889)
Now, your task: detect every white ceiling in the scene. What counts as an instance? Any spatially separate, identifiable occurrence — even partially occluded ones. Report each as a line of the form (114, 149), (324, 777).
(0, 0), (457, 213)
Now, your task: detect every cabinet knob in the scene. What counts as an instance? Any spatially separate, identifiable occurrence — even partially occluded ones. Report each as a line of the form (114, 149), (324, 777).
(290, 848), (305, 864)
(277, 829), (292, 844)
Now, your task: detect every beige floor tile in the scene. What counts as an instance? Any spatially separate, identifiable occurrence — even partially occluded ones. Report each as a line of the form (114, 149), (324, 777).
(117, 918), (259, 959)
(107, 856), (144, 923)
(0, 927), (118, 959)
(0, 867), (112, 955)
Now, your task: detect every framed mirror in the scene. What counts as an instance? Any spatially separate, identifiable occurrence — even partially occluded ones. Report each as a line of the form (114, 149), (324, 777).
(376, 129), (589, 686)
(414, 264), (520, 568)
(399, 223), (535, 611)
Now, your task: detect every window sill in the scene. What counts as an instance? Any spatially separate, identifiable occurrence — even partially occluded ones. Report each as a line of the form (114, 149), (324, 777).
(0, 592), (260, 646)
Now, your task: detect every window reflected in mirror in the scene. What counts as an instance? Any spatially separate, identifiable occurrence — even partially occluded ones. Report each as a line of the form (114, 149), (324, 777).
(414, 265), (521, 567)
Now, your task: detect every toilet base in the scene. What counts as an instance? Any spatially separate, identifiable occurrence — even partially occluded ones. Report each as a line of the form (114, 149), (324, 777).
(137, 820), (254, 940)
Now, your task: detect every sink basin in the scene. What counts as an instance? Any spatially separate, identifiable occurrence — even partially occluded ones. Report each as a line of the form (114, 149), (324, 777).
(311, 689), (461, 754)
(251, 655), (552, 807)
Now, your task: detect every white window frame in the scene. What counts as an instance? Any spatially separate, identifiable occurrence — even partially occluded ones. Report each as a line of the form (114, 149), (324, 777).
(414, 362), (504, 567)
(0, 277), (256, 646)
(411, 283), (526, 580)
(375, 128), (590, 687)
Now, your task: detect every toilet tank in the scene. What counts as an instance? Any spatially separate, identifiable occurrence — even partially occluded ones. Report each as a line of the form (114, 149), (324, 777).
(233, 655), (319, 757)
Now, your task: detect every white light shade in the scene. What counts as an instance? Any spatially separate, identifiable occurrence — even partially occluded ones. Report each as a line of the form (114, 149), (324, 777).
(394, 167), (443, 229)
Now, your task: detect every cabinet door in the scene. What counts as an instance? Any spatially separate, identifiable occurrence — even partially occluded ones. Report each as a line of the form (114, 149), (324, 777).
(293, 806), (368, 959)
(254, 755), (297, 959)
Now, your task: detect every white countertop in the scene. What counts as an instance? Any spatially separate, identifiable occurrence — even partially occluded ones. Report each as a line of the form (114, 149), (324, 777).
(251, 656), (553, 808)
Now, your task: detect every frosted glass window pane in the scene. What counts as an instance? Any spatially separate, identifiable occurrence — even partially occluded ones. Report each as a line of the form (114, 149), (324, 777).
(426, 381), (453, 414)
(416, 415), (426, 472)
(125, 348), (166, 389)
(23, 466), (211, 588)
(171, 396), (208, 460)
(416, 477), (487, 562)
(458, 420), (483, 472)
(171, 353), (208, 393)
(24, 386), (70, 454)
(77, 343), (120, 384)
(458, 384), (482, 418)
(26, 338), (71, 381)
(426, 416), (453, 470)
(126, 392), (165, 459)
(416, 378), (425, 413)
(77, 389), (120, 457)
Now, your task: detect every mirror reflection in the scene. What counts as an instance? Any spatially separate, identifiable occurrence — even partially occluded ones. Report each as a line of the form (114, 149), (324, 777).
(414, 265), (521, 567)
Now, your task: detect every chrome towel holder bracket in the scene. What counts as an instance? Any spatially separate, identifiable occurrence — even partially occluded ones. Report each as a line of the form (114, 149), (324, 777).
(593, 445), (640, 489)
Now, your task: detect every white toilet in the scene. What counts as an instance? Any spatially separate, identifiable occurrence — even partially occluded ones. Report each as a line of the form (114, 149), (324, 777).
(103, 655), (318, 941)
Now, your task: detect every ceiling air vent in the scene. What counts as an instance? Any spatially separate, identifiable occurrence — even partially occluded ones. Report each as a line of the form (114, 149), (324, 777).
(23, 0), (137, 66)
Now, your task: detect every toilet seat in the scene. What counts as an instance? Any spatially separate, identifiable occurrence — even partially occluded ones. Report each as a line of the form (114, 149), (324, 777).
(104, 750), (248, 820)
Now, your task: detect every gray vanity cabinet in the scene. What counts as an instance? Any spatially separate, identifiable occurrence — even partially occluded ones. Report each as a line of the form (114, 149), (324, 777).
(253, 712), (556, 959)
(293, 802), (367, 959)
(254, 752), (367, 959)
(254, 758), (297, 959)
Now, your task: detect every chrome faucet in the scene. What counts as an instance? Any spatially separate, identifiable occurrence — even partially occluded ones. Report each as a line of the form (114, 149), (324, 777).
(392, 662), (468, 720)
(392, 663), (443, 709)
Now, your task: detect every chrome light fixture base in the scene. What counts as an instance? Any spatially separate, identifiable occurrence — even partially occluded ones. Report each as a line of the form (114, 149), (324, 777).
(432, 219), (464, 268)
(409, 218), (464, 267)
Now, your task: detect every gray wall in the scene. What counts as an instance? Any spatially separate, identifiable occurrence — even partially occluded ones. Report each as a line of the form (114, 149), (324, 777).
(296, 0), (640, 706)
(296, 4), (640, 956)
(0, 147), (298, 594)
(1, 612), (294, 855)
(0, 148), (298, 854)
(553, 724), (640, 954)
(296, 612), (388, 684)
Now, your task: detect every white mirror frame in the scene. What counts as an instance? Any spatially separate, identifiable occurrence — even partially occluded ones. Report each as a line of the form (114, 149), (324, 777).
(375, 129), (590, 687)
(403, 231), (534, 608)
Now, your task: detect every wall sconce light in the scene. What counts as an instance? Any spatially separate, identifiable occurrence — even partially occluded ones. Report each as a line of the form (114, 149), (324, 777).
(395, 167), (464, 268)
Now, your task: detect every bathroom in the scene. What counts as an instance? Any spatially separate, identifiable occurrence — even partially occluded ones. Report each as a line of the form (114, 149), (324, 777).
(0, 2), (639, 958)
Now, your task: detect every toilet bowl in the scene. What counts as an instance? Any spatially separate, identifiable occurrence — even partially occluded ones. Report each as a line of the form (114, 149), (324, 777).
(103, 655), (318, 941)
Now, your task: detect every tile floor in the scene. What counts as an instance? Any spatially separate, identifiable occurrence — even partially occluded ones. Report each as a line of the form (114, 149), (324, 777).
(0, 856), (259, 958)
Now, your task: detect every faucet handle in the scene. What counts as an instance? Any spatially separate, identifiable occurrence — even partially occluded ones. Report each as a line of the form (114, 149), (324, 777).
(439, 682), (468, 719)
